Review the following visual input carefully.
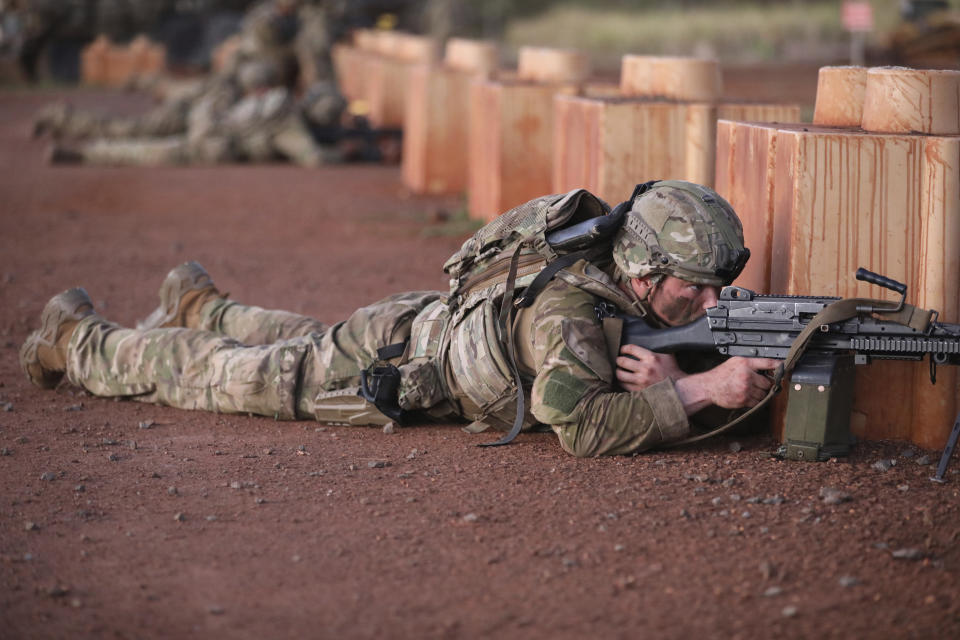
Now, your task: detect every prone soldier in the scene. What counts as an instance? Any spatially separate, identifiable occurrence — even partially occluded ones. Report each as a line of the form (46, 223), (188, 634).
(19, 182), (779, 457)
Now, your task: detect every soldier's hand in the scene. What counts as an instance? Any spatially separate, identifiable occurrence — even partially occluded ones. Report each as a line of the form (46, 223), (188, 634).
(616, 344), (686, 392)
(674, 357), (780, 414)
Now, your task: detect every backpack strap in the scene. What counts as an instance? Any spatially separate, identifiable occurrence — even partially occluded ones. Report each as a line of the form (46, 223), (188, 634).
(479, 245), (527, 447)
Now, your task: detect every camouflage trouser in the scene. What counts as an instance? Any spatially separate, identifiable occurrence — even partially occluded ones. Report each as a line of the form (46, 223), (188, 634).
(78, 135), (233, 166)
(65, 292), (444, 422)
(77, 117), (334, 167)
(51, 100), (189, 140)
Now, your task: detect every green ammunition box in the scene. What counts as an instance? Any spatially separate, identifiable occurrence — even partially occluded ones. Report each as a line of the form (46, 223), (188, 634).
(782, 353), (856, 461)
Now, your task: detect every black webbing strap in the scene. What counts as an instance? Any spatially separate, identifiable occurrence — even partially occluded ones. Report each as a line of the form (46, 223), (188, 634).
(515, 249), (591, 309)
(376, 341), (408, 361)
(480, 246), (527, 447)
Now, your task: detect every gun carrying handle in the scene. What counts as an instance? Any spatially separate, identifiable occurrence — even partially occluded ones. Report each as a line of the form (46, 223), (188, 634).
(856, 268), (906, 313)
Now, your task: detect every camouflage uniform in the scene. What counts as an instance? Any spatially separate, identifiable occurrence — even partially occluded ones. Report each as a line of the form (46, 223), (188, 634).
(63, 259), (686, 457)
(56, 181), (746, 457)
(34, 0), (300, 142)
(73, 84), (338, 167)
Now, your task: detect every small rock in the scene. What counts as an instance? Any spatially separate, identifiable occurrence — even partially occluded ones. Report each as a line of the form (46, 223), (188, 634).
(762, 495), (784, 505)
(25, 521), (38, 531)
(46, 585), (70, 598)
(872, 459), (895, 472)
(65, 404), (83, 412)
(891, 548), (924, 561)
(367, 460), (390, 469)
(254, 497), (265, 504)
(1, 402), (12, 412)
(39, 471), (56, 481)
(711, 497), (723, 507)
(70, 598), (83, 609)
(138, 421), (154, 430)
(74, 484), (85, 493)
(463, 513), (479, 523)
(107, 453), (119, 462)
(0, 448), (10, 456)
(820, 487), (853, 505)
(229, 481), (242, 490)
(167, 486), (178, 496)
(728, 442), (742, 453)
(127, 441), (137, 450)
(679, 508), (691, 519)
(291, 555), (301, 563)
(759, 561), (775, 580)
(763, 586), (782, 597)
(897, 484), (909, 492)
(781, 605), (798, 618)
(297, 444), (307, 452)
(264, 448), (274, 456)
(900, 448), (916, 459)
(348, 464), (358, 471)
(741, 511), (751, 519)
(205, 515), (217, 522)
(915, 455), (932, 466)
(838, 575), (861, 587)
(101, 438), (117, 446)
(614, 544), (625, 552)
(208, 605), (224, 615)
(406, 449), (419, 460)
(382, 422), (396, 435)
(173, 512), (185, 522)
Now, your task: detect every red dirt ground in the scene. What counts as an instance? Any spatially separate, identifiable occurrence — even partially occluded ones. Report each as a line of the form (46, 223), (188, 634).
(2, 85), (959, 640)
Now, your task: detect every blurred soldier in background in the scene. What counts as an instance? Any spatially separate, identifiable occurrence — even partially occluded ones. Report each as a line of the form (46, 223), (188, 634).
(47, 67), (347, 167)
(32, 0), (302, 141)
(31, 0), (381, 166)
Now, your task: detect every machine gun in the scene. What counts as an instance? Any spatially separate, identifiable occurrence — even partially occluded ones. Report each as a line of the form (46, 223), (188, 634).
(606, 268), (960, 480)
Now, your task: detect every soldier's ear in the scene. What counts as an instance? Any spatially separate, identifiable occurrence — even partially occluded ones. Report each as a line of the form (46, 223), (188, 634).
(630, 277), (652, 301)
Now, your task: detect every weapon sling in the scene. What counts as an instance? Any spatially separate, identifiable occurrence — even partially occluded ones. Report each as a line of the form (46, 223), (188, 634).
(662, 296), (933, 448)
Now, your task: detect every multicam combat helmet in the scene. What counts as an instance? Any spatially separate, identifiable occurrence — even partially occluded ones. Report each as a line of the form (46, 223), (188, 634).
(611, 180), (750, 287)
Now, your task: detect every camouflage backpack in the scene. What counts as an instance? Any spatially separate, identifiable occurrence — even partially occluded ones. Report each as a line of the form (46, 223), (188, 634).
(441, 186), (637, 445)
(443, 188), (620, 309)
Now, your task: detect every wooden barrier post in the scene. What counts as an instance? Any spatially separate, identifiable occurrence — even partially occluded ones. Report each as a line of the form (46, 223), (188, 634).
(402, 39), (498, 195)
(81, 35), (111, 86)
(715, 65), (960, 449)
(467, 47), (588, 221)
(554, 55), (800, 202)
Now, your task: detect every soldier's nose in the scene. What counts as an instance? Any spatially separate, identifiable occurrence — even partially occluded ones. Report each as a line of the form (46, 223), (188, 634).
(701, 287), (719, 310)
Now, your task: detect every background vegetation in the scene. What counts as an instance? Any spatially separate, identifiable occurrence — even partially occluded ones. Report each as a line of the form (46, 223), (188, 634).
(479, 0), (957, 68)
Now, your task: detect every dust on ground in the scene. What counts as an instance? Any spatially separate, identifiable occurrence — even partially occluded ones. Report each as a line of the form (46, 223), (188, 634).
(1, 80), (959, 639)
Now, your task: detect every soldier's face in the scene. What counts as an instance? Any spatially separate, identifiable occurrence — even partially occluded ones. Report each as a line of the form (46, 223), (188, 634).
(632, 275), (719, 327)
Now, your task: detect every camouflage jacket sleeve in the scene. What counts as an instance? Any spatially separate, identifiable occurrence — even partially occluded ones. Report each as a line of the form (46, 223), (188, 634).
(517, 279), (690, 457)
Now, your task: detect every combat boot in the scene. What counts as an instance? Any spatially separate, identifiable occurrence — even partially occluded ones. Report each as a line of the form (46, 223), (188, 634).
(137, 261), (224, 330)
(45, 143), (83, 165)
(19, 288), (97, 389)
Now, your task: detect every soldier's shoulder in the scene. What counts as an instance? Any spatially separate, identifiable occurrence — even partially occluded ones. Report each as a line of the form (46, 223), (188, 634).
(531, 277), (602, 320)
